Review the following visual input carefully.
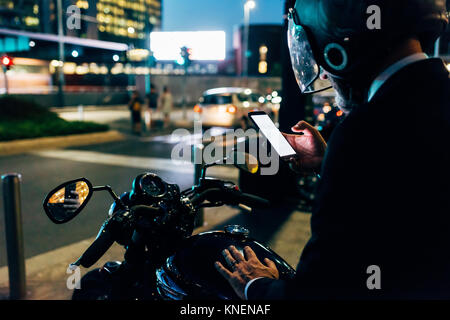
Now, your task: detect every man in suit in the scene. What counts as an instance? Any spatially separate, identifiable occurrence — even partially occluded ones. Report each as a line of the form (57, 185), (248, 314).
(215, 0), (450, 299)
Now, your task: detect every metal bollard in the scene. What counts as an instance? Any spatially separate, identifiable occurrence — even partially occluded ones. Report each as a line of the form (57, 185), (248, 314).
(192, 144), (204, 228)
(2, 173), (26, 300)
(77, 105), (84, 121)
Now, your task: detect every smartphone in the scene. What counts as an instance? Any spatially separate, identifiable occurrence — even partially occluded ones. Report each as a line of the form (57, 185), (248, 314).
(248, 111), (297, 160)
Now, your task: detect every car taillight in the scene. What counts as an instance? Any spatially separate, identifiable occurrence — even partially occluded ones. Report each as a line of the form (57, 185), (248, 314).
(194, 105), (202, 113)
(227, 105), (237, 114)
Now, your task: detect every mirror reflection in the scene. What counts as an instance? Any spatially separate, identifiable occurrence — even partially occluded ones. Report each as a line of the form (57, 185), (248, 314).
(46, 181), (90, 222)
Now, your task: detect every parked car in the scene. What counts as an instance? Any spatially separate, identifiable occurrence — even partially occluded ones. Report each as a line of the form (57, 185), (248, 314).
(193, 87), (277, 129)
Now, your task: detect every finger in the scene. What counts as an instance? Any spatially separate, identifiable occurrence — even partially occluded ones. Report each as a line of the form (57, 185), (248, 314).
(228, 246), (245, 262)
(222, 249), (237, 267)
(291, 120), (314, 133)
(264, 258), (277, 269)
(281, 133), (299, 149)
(282, 132), (293, 143)
(282, 132), (304, 139)
(281, 132), (295, 140)
(243, 246), (257, 261)
(215, 262), (232, 279)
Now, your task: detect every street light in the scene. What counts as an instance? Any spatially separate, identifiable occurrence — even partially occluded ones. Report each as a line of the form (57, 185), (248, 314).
(246, 0), (256, 9)
(243, 0), (256, 80)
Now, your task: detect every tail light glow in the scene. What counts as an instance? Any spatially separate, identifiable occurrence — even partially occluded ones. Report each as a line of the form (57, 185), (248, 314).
(227, 105), (237, 114)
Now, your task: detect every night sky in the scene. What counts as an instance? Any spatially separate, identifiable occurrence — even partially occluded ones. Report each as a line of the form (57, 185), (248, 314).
(162, 0), (285, 52)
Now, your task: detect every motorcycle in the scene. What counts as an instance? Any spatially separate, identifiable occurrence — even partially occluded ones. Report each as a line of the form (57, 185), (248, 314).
(43, 150), (296, 300)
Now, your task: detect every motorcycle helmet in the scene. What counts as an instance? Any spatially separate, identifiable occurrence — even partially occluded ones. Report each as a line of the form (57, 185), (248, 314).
(288, 0), (449, 94)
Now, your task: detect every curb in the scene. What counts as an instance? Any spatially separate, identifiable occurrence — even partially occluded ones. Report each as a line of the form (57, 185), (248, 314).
(0, 130), (125, 156)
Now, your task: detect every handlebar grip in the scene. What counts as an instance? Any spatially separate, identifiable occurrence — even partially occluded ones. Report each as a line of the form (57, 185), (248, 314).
(191, 188), (270, 209)
(236, 192), (270, 208)
(78, 227), (115, 268)
(190, 188), (222, 206)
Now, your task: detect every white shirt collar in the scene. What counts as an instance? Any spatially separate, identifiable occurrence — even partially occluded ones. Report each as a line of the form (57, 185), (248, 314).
(367, 53), (429, 102)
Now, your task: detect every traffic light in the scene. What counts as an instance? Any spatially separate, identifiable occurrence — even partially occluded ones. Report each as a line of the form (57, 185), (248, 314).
(1, 55), (13, 70)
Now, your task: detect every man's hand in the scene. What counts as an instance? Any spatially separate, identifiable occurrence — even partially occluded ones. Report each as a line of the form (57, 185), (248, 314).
(283, 120), (327, 173)
(215, 245), (279, 300)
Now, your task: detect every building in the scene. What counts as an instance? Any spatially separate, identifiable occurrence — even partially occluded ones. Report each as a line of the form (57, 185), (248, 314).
(0, 0), (52, 33)
(0, 0), (162, 100)
(0, 0), (162, 49)
(234, 24), (283, 77)
(72, 0), (162, 48)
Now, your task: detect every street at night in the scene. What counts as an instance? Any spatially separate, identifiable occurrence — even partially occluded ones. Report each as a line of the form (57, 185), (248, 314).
(0, 109), (311, 300)
(0, 0), (450, 314)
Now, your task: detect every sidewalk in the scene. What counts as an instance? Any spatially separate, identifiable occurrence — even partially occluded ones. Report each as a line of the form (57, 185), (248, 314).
(0, 107), (195, 157)
(55, 105), (195, 132)
(0, 130), (125, 156)
(0, 204), (311, 300)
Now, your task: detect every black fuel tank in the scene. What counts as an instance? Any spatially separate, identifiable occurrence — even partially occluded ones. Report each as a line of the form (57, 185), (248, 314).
(156, 225), (296, 300)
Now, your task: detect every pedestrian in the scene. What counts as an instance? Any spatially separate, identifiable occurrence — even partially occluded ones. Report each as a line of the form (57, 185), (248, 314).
(146, 84), (159, 130)
(128, 90), (143, 135)
(159, 86), (173, 129)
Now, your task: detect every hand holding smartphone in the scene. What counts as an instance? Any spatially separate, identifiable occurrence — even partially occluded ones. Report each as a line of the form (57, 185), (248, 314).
(248, 111), (297, 161)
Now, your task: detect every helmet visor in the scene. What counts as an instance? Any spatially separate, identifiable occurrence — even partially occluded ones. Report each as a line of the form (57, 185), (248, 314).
(287, 10), (332, 94)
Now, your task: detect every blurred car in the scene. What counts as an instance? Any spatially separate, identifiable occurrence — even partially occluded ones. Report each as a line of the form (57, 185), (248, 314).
(193, 87), (278, 128)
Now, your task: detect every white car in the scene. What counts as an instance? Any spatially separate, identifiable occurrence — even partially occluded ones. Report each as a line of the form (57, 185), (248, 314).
(193, 87), (277, 128)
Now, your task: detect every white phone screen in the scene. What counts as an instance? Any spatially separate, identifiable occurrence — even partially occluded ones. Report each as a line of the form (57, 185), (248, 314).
(251, 114), (296, 158)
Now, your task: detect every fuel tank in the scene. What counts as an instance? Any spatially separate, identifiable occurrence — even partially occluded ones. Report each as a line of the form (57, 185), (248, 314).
(156, 225), (296, 300)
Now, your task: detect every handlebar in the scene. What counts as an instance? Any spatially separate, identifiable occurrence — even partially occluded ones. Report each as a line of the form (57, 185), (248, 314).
(73, 186), (269, 269)
(75, 205), (161, 268)
(190, 187), (270, 209)
(235, 191), (270, 208)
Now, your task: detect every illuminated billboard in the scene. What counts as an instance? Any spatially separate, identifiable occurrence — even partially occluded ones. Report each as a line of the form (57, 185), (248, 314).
(150, 31), (226, 61)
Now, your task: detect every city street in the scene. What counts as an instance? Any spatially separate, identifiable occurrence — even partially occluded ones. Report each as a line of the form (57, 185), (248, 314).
(0, 0), (448, 306)
(0, 112), (236, 267)
(0, 105), (313, 299)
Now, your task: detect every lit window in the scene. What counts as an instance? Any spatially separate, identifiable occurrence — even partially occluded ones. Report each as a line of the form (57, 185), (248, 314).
(258, 61), (268, 74)
(24, 16), (39, 26)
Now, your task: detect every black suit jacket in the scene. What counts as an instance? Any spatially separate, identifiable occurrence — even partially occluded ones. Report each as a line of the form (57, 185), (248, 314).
(248, 58), (450, 300)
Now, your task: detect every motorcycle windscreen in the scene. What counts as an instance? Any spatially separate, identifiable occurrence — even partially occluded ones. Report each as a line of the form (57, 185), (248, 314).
(287, 18), (331, 94)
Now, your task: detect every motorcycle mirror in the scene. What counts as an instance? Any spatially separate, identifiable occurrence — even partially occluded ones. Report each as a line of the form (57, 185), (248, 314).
(43, 178), (93, 224)
(229, 150), (259, 174)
